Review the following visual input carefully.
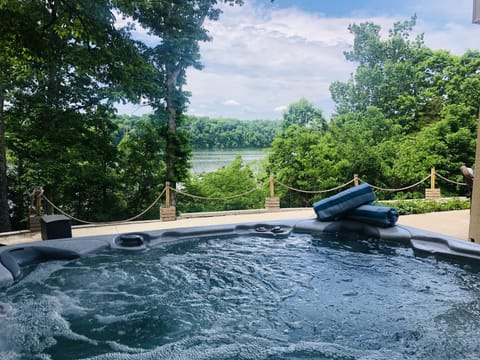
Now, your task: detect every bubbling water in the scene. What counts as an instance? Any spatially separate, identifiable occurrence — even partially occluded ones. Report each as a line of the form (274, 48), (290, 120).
(1, 233), (480, 359)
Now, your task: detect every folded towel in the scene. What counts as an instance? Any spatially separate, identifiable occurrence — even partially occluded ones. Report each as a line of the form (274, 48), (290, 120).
(313, 183), (376, 221)
(345, 204), (399, 228)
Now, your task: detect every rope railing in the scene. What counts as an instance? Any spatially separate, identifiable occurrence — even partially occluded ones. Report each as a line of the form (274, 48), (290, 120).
(30, 167), (470, 228)
(275, 179), (355, 194)
(358, 174), (433, 192)
(39, 187), (166, 225)
(172, 184), (262, 201)
(274, 169), (466, 195)
(435, 172), (467, 186)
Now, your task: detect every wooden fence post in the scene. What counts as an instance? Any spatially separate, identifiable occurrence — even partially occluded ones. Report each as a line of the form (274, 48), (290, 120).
(160, 181), (176, 221)
(269, 175), (275, 198)
(265, 175), (280, 210)
(165, 181), (170, 208)
(425, 167), (441, 200)
(354, 174), (359, 186)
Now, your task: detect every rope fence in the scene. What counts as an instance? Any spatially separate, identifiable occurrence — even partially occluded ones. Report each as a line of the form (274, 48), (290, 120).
(275, 179), (355, 194)
(359, 174), (433, 192)
(37, 188), (166, 225)
(30, 167), (470, 227)
(435, 172), (467, 186)
(172, 184), (262, 201)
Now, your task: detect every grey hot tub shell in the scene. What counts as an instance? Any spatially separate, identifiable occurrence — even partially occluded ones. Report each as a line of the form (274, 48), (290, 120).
(0, 218), (479, 289)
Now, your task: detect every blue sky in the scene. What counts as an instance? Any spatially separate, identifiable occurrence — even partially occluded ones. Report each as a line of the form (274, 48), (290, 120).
(117, 0), (480, 120)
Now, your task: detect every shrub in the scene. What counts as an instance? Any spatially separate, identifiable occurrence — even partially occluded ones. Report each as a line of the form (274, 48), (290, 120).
(377, 198), (470, 215)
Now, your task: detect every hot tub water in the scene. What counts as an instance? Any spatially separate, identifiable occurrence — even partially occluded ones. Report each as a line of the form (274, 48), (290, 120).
(1, 232), (480, 359)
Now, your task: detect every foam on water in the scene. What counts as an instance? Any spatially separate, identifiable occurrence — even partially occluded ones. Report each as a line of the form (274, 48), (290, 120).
(1, 234), (480, 359)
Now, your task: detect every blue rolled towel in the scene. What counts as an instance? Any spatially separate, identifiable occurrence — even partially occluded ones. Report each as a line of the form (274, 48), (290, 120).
(346, 204), (399, 228)
(313, 183), (376, 221)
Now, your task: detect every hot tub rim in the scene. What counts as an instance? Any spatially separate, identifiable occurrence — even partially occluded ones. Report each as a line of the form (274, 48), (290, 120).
(0, 218), (477, 289)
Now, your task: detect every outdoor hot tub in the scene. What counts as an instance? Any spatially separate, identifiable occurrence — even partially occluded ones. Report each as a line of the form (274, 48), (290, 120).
(1, 219), (480, 359)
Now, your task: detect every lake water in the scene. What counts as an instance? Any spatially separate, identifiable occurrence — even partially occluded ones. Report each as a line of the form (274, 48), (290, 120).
(190, 149), (268, 174)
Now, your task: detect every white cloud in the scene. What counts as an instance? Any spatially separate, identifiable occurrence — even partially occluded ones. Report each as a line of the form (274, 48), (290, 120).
(186, 2), (359, 120)
(111, 0), (480, 120)
(274, 105), (288, 113)
(418, 21), (480, 54)
(224, 99), (241, 106)
(168, 0), (480, 120)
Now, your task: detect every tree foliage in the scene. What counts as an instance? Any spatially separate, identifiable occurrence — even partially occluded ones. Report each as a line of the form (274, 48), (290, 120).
(3, 0), (147, 228)
(281, 97), (327, 131)
(1, 0), (249, 230)
(178, 155), (264, 213)
(182, 116), (279, 149)
(116, 116), (167, 218)
(116, 0), (247, 206)
(2, 8), (479, 230)
(268, 99), (329, 206)
(268, 18), (480, 204)
(113, 114), (279, 150)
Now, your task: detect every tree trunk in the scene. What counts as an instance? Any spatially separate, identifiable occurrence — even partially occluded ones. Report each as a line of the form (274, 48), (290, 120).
(165, 65), (181, 207)
(0, 87), (12, 232)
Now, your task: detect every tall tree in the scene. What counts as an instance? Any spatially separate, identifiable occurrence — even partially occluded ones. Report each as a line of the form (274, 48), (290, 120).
(0, 82), (8, 231)
(281, 98), (327, 131)
(0, 32), (11, 231)
(2, 0), (150, 228)
(268, 100), (329, 206)
(0, 0), (41, 231)
(330, 16), (479, 136)
(330, 16), (427, 131)
(269, 17), (480, 201)
(2, 0), (266, 229)
(117, 116), (166, 217)
(117, 0), (245, 206)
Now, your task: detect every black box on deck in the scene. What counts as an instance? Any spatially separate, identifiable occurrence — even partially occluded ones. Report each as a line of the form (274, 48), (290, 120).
(41, 215), (72, 240)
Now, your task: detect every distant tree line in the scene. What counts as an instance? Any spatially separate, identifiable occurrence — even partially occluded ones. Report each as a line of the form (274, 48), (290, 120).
(114, 114), (280, 149)
(181, 116), (279, 149)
